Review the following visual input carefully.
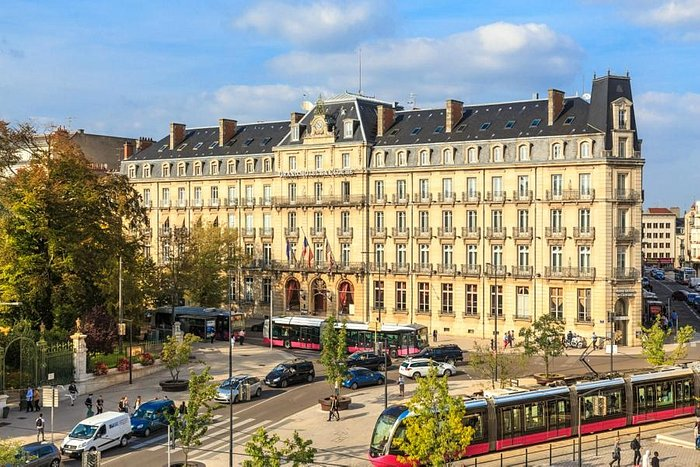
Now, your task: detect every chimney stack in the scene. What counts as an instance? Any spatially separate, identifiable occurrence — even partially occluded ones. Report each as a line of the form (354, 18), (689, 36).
(445, 99), (464, 133)
(123, 141), (134, 160)
(290, 112), (304, 125)
(376, 105), (395, 137)
(219, 118), (237, 147)
(136, 137), (153, 152)
(170, 123), (186, 150)
(547, 89), (565, 126)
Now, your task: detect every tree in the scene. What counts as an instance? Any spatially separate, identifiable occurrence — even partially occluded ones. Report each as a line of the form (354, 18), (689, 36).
(168, 366), (217, 467)
(518, 314), (565, 378)
(83, 305), (118, 354)
(160, 333), (200, 382)
(468, 342), (528, 389)
(641, 316), (695, 366)
(319, 316), (347, 395)
(0, 438), (23, 465)
(394, 366), (473, 466)
(242, 427), (316, 467)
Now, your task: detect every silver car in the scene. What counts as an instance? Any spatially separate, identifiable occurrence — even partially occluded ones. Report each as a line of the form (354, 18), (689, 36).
(399, 358), (457, 379)
(215, 375), (263, 403)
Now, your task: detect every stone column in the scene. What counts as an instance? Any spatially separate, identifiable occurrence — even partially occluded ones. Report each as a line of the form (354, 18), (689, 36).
(71, 331), (91, 384)
(173, 321), (183, 343)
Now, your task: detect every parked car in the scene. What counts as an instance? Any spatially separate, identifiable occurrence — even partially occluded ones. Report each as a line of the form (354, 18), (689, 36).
(672, 290), (688, 301)
(61, 412), (131, 458)
(410, 344), (464, 365)
(345, 351), (392, 371)
(342, 367), (385, 389)
(16, 442), (61, 467)
(399, 358), (457, 379)
(215, 375), (263, 403)
(264, 359), (315, 388)
(130, 399), (175, 437)
(641, 277), (650, 287)
(652, 270), (665, 280)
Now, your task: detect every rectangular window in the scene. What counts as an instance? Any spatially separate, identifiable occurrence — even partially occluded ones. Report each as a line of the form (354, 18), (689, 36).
(263, 185), (271, 205)
(492, 244), (503, 267)
(374, 280), (384, 310)
(465, 284), (478, 316)
(262, 243), (272, 265)
(245, 185), (254, 204)
(579, 174), (591, 196)
(419, 179), (430, 199)
(314, 212), (323, 230)
(375, 180), (385, 200)
(194, 186), (202, 204)
(492, 210), (502, 231)
(143, 188), (151, 205)
(466, 177), (477, 197)
(551, 174), (562, 197)
(262, 278), (271, 303)
(162, 188), (170, 202)
(419, 211), (429, 231)
(550, 287), (563, 320)
(491, 176), (502, 197)
(314, 243), (323, 266)
(341, 181), (350, 200)
(419, 244), (430, 267)
(244, 277), (254, 302)
(518, 245), (529, 267)
(395, 282), (407, 311)
(178, 187), (186, 203)
(341, 243), (350, 266)
(210, 186), (219, 203)
(343, 211), (352, 231)
(344, 121), (353, 138)
(396, 244), (406, 266)
(288, 183), (297, 202)
(396, 211), (406, 232)
(289, 155), (297, 170)
(442, 244), (453, 267)
(551, 209), (562, 232)
(518, 175), (529, 197)
(551, 246), (562, 269)
(577, 289), (591, 322)
(441, 284), (453, 314)
(442, 178), (453, 199)
(579, 209), (591, 233)
(467, 245), (477, 266)
(314, 182), (322, 202)
(579, 246), (591, 270)
(490, 285), (503, 317)
(228, 213), (235, 228)
(442, 210), (453, 231)
(418, 282), (430, 312)
(618, 138), (627, 157)
(516, 286), (529, 319)
(315, 154), (322, 170)
(397, 179), (407, 200)
(288, 211), (296, 229)
(518, 209), (529, 231)
(466, 210), (477, 231)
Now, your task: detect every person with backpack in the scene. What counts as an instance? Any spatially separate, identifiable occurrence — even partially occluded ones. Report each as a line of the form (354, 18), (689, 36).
(68, 382), (78, 406)
(609, 438), (621, 467)
(631, 434), (641, 466)
(35, 413), (45, 442)
(85, 393), (93, 417)
(650, 451), (660, 467)
(96, 395), (104, 414)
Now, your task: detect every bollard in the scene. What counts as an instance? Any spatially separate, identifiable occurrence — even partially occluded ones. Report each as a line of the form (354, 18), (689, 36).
(525, 448), (528, 466)
(573, 439), (576, 461)
(596, 434), (599, 456)
(500, 452), (503, 467)
(549, 444), (552, 465)
(474, 458), (477, 467)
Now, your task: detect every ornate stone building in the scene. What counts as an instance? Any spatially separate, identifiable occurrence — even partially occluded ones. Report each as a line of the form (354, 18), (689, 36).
(122, 73), (644, 345)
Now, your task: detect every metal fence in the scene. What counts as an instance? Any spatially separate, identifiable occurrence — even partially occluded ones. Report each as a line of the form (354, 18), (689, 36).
(44, 342), (74, 385)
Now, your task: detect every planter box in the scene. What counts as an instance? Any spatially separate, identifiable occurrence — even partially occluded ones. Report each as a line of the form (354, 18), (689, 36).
(159, 380), (189, 392)
(318, 396), (351, 411)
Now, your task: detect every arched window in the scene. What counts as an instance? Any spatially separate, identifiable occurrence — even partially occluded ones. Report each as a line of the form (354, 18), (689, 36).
(246, 159), (254, 173)
(143, 164), (151, 177)
(518, 145), (529, 161)
(580, 141), (591, 159)
(552, 143), (563, 160)
(492, 146), (503, 162)
(127, 164), (137, 178)
(467, 147), (478, 163)
(397, 151), (407, 167)
(420, 150), (430, 166)
(177, 162), (186, 176)
(443, 148), (454, 165)
(162, 163), (171, 177)
(227, 159), (235, 174)
(193, 161), (202, 176)
(375, 151), (385, 168)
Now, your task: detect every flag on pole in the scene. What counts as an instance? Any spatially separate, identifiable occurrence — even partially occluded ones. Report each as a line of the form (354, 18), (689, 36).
(325, 237), (336, 273)
(307, 240), (315, 267)
(286, 239), (292, 262)
(301, 236), (310, 266)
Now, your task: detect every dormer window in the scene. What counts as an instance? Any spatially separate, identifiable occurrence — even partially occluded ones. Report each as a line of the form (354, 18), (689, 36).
(564, 116), (575, 125)
(397, 151), (407, 167)
(177, 162), (187, 176)
(243, 137), (254, 147)
(127, 165), (137, 178)
(480, 122), (491, 131)
(226, 159), (235, 174)
(618, 109), (626, 129)
(580, 141), (591, 159)
(143, 164), (151, 178)
(343, 120), (354, 138)
(419, 150), (430, 166)
(433, 126), (444, 134)
(158, 144), (167, 152)
(410, 127), (421, 136)
(246, 159), (254, 173)
(518, 144), (530, 161)
(162, 163), (171, 177)
(467, 147), (478, 163)
(530, 118), (541, 128)
(505, 120), (516, 129)
(210, 160), (219, 175)
(552, 142), (563, 160)
(193, 162), (202, 176)
(193, 142), (203, 150)
(177, 143), (187, 151)
(374, 151), (384, 168)
(208, 141), (218, 149)
(263, 158), (272, 172)
(443, 148), (454, 165)
(492, 146), (503, 162)
(291, 125), (300, 142)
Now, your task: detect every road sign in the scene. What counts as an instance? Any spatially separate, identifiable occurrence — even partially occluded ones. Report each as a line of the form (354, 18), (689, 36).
(42, 386), (59, 408)
(47, 373), (54, 381)
(613, 316), (628, 321)
(616, 289), (636, 297)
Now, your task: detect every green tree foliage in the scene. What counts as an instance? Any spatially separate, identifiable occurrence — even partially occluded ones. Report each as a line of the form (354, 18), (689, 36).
(160, 333), (200, 382)
(518, 314), (565, 378)
(83, 305), (117, 354)
(242, 428), (317, 467)
(468, 342), (528, 389)
(0, 121), (36, 178)
(319, 316), (347, 394)
(641, 316), (695, 366)
(0, 125), (147, 329)
(168, 366), (217, 467)
(0, 437), (23, 465)
(394, 366), (473, 466)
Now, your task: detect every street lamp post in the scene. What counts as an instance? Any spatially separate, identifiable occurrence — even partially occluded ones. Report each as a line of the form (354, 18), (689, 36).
(228, 268), (234, 467)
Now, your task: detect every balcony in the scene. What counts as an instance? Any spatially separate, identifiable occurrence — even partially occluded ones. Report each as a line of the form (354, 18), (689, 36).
(259, 227), (274, 240)
(391, 262), (410, 274)
(392, 194), (409, 206)
(545, 227), (567, 240)
(461, 191), (481, 204)
(191, 198), (203, 208)
(573, 227), (596, 241)
(437, 192), (456, 205)
(310, 227), (326, 239)
(413, 193), (433, 205)
(259, 197), (272, 207)
(485, 191), (506, 204)
(461, 264), (481, 277)
(326, 194), (366, 207)
(284, 227), (299, 239)
(242, 228), (256, 240)
(512, 265), (533, 278)
(243, 197), (256, 208)
(544, 266), (596, 280)
(336, 227), (353, 240)
(615, 226), (639, 243)
(392, 227), (410, 239)
(545, 189), (596, 202)
(370, 227), (387, 239)
(437, 264), (457, 275)
(370, 194), (387, 206)
(159, 200), (171, 209)
(614, 267), (639, 281)
(416, 308), (431, 316)
(513, 190), (533, 204)
(208, 198), (220, 208)
(614, 189), (641, 203)
(413, 263), (433, 275)
(437, 227), (456, 240)
(461, 227), (481, 240)
(158, 227), (171, 237)
(413, 227), (433, 240)
(224, 198), (238, 207)
(485, 227), (506, 240)
(270, 196), (296, 208)
(368, 262), (388, 273)
(485, 264), (508, 277)
(512, 226), (533, 240)
(176, 199), (188, 209)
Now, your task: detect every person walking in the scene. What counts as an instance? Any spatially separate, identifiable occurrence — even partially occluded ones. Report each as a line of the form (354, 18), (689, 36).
(503, 332), (509, 350)
(122, 395), (130, 414)
(432, 329), (438, 342)
(134, 395), (142, 412)
(327, 395), (340, 421)
(671, 309), (678, 330)
(118, 396), (125, 413)
(33, 386), (41, 412)
(96, 395), (104, 414)
(35, 413), (45, 442)
(238, 329), (246, 345)
(592, 332), (599, 350)
(25, 386), (34, 413)
(650, 451), (660, 467)
(397, 375), (405, 397)
(609, 438), (621, 467)
(509, 330), (515, 348)
(85, 393), (93, 417)
(694, 417), (700, 449)
(68, 381), (78, 406)
(631, 434), (642, 466)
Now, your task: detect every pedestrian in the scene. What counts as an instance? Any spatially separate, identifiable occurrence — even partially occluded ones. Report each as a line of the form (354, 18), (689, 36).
(239, 329), (246, 345)
(509, 330), (515, 348)
(592, 332), (598, 350)
(25, 386), (34, 412)
(327, 395), (340, 421)
(432, 329), (438, 342)
(35, 412), (45, 442)
(650, 451), (659, 467)
(118, 396), (125, 413)
(179, 401), (186, 416)
(642, 449), (651, 467)
(85, 393), (93, 417)
(694, 417), (700, 449)
(631, 433), (642, 466)
(96, 395), (104, 414)
(397, 375), (405, 397)
(33, 386), (41, 412)
(609, 438), (621, 467)
(503, 332), (509, 350)
(134, 395), (142, 412)
(122, 395), (130, 414)
(68, 381), (78, 406)
(671, 309), (678, 330)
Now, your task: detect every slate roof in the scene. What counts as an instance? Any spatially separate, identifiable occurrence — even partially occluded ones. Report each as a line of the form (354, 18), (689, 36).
(70, 130), (137, 171)
(128, 121), (290, 162)
(588, 74), (640, 151)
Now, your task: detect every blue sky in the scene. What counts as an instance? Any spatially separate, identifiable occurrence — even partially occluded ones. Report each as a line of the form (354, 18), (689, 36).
(1, 0), (699, 208)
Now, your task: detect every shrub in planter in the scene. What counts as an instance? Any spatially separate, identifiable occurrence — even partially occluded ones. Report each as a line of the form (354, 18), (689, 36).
(93, 362), (108, 376)
(139, 352), (155, 366)
(117, 357), (131, 372)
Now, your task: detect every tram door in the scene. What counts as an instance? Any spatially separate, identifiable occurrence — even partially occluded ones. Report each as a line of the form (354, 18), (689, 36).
(499, 406), (522, 448)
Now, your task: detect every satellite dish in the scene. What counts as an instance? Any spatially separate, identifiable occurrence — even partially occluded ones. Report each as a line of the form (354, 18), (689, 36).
(301, 101), (314, 111)
(581, 93), (591, 102)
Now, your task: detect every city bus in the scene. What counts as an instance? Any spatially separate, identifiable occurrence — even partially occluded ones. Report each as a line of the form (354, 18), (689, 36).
(148, 306), (245, 341)
(262, 316), (428, 357)
(675, 267), (696, 285)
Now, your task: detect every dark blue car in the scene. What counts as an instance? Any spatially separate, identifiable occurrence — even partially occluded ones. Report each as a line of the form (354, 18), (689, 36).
(342, 367), (385, 390)
(130, 399), (175, 437)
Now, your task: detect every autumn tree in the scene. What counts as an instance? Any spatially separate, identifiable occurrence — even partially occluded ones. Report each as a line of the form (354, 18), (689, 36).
(243, 428), (316, 467)
(641, 316), (695, 366)
(468, 342), (528, 389)
(518, 314), (566, 378)
(394, 366), (473, 466)
(0, 437), (23, 465)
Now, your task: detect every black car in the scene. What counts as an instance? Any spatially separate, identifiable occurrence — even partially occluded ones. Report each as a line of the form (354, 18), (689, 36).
(412, 344), (464, 365)
(345, 351), (392, 371)
(264, 359), (315, 388)
(17, 442), (61, 467)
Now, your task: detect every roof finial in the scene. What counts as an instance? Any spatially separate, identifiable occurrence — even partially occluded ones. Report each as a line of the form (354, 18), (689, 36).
(315, 94), (326, 116)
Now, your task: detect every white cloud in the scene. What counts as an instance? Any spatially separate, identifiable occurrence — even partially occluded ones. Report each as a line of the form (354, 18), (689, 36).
(268, 22), (584, 107)
(638, 0), (700, 26)
(233, 0), (393, 50)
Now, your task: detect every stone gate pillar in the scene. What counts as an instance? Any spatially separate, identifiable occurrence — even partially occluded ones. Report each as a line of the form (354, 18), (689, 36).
(173, 321), (183, 343)
(71, 331), (91, 384)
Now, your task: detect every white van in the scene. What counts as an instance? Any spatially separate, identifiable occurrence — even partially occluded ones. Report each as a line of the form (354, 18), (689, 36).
(61, 411), (131, 458)
(689, 277), (700, 289)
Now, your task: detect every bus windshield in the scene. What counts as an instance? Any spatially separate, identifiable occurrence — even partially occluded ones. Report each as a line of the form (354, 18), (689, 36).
(370, 413), (398, 454)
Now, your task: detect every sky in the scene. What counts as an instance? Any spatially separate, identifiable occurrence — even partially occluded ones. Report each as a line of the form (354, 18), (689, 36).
(1, 0), (699, 209)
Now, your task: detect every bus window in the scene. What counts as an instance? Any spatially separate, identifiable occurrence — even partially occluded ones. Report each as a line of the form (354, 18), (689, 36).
(657, 382), (673, 407)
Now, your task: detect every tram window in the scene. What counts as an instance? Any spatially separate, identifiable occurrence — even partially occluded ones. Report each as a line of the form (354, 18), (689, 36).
(607, 390), (622, 415)
(645, 386), (654, 408)
(657, 382), (674, 407)
(683, 380), (692, 402)
(582, 395), (607, 420)
(501, 408), (522, 435)
(525, 402), (545, 430)
(464, 414), (483, 440)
